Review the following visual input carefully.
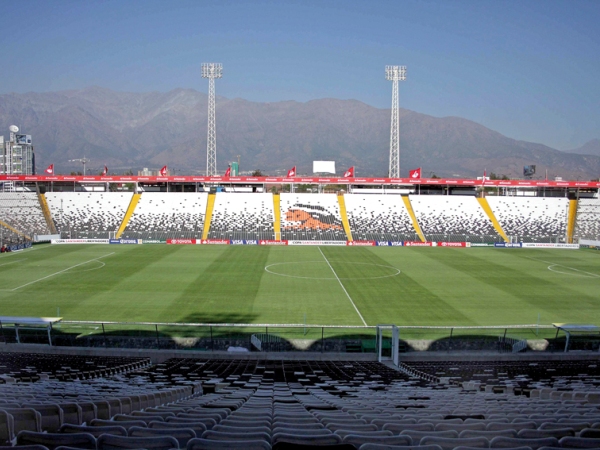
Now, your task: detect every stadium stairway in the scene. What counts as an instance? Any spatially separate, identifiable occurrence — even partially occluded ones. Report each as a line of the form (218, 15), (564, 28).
(201, 193), (216, 240)
(37, 192), (58, 235)
(476, 198), (508, 242)
(0, 219), (30, 241)
(272, 193), (281, 241)
(402, 195), (426, 242)
(337, 194), (353, 242)
(566, 199), (578, 243)
(115, 193), (141, 239)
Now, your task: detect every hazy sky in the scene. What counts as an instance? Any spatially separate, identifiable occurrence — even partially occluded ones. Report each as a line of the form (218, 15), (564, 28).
(1, 0), (598, 150)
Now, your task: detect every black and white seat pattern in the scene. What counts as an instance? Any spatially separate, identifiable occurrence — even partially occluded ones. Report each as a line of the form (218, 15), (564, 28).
(345, 194), (416, 241)
(574, 199), (600, 241)
(46, 192), (132, 239)
(123, 193), (207, 240)
(487, 197), (569, 242)
(411, 196), (498, 242)
(0, 193), (51, 237)
(208, 193), (275, 240)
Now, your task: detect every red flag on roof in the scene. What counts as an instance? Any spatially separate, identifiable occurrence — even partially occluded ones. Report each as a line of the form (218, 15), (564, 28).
(225, 166), (231, 177)
(45, 164), (54, 175)
(409, 168), (421, 179)
(343, 167), (354, 177)
(287, 166), (296, 177)
(102, 165), (108, 175)
(159, 165), (168, 176)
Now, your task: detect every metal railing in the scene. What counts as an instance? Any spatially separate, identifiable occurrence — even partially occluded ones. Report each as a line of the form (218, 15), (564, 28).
(7, 321), (557, 353)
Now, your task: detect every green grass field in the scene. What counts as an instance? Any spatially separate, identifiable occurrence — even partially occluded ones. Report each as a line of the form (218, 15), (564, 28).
(0, 244), (599, 333)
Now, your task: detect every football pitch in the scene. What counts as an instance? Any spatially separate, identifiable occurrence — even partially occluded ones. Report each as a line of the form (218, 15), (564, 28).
(0, 244), (599, 329)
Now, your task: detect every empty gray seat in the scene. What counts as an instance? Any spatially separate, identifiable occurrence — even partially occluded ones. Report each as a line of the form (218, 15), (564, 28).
(518, 429), (575, 439)
(59, 424), (127, 437)
(358, 445), (444, 450)
(558, 437), (600, 449)
(580, 429), (600, 439)
(201, 430), (271, 443)
(186, 437), (270, 450)
(150, 420), (208, 434)
(16, 431), (96, 450)
(271, 432), (342, 446)
(420, 436), (490, 450)
(97, 434), (178, 450)
(490, 437), (558, 450)
(129, 425), (196, 448)
(343, 434), (411, 447)
(90, 419), (146, 430)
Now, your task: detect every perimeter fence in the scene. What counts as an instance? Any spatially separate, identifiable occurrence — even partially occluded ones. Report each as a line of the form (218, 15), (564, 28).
(2, 321), (568, 354)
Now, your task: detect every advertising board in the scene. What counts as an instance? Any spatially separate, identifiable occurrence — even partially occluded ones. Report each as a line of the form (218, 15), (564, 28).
(166, 239), (197, 245)
(287, 241), (347, 246)
(259, 240), (288, 245)
(51, 239), (109, 244)
(198, 239), (229, 245)
(521, 243), (579, 249)
(346, 241), (376, 246)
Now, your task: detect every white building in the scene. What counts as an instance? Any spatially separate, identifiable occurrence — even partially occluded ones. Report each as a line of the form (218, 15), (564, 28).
(0, 125), (35, 175)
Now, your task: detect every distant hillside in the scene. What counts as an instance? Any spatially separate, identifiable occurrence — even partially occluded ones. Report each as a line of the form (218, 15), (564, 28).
(0, 86), (599, 179)
(564, 139), (600, 158)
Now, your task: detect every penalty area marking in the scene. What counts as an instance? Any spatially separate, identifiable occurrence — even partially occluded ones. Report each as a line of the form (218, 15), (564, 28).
(318, 247), (368, 327)
(10, 252), (115, 291)
(264, 261), (401, 280)
(524, 256), (600, 279)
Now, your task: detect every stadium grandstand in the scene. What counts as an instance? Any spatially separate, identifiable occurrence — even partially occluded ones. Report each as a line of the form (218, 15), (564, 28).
(1, 176), (600, 449)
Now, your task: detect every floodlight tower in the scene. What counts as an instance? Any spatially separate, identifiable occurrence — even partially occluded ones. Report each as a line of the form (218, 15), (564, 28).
(202, 63), (223, 177)
(385, 65), (406, 179)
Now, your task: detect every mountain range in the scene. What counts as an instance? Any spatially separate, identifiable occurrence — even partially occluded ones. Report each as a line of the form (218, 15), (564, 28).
(0, 86), (598, 180)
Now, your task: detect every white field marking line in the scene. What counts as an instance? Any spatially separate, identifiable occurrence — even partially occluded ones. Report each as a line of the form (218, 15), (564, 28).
(0, 259), (26, 267)
(11, 252), (115, 291)
(547, 265), (598, 278)
(74, 260), (106, 273)
(524, 256), (600, 279)
(318, 247), (368, 327)
(264, 261), (401, 280)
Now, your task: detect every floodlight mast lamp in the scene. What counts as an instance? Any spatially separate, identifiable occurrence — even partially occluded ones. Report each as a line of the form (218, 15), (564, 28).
(201, 63), (223, 177)
(385, 65), (406, 179)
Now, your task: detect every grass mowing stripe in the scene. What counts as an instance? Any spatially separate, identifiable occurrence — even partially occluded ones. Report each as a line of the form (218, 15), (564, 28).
(322, 247), (476, 326)
(415, 248), (598, 325)
(318, 246), (367, 326)
(168, 246), (271, 324)
(11, 253), (115, 291)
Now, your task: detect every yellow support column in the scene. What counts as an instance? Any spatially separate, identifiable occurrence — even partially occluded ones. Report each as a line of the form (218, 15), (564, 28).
(116, 193), (141, 238)
(402, 195), (426, 242)
(477, 197), (509, 242)
(273, 193), (281, 240)
(337, 194), (353, 242)
(202, 193), (217, 240)
(0, 220), (31, 241)
(566, 199), (578, 244)
(38, 192), (58, 234)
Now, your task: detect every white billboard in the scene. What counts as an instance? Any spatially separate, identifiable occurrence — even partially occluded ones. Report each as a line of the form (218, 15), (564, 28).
(313, 161), (336, 174)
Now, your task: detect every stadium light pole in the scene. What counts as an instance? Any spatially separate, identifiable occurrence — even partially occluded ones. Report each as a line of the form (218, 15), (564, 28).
(385, 65), (406, 179)
(202, 63), (223, 177)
